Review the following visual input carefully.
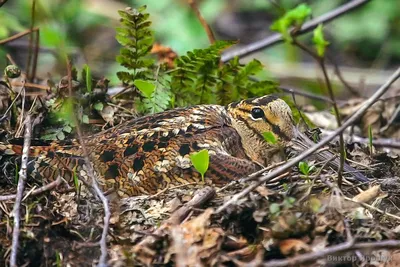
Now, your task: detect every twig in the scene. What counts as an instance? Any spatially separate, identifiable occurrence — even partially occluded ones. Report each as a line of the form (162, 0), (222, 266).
(221, 0), (371, 62)
(10, 115), (32, 267)
(188, 0), (215, 44)
(344, 197), (400, 221)
(66, 59), (110, 267)
(0, 0), (8, 8)
(0, 27), (40, 45)
(216, 67), (400, 214)
(26, 0), (37, 81)
(326, 53), (360, 96)
(0, 176), (63, 201)
(262, 239), (400, 267)
(320, 129), (400, 149)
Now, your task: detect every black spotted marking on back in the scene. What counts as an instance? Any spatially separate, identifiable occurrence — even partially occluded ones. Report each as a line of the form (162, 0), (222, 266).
(159, 136), (169, 143)
(142, 141), (156, 152)
(136, 124), (148, 131)
(100, 150), (115, 162)
(179, 144), (191, 156)
(127, 137), (136, 144)
(124, 145), (139, 157)
(192, 141), (200, 150)
(46, 151), (55, 159)
(105, 164), (119, 179)
(158, 142), (168, 148)
(133, 155), (145, 171)
(100, 139), (109, 144)
(186, 124), (194, 133)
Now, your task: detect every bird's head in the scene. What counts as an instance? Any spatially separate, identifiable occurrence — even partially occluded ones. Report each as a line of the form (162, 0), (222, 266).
(227, 95), (296, 147)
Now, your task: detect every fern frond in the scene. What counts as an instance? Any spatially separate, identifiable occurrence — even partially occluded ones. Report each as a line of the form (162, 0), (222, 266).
(170, 40), (235, 106)
(116, 6), (155, 83)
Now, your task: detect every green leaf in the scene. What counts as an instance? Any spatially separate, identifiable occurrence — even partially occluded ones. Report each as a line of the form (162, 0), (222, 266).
(270, 4), (312, 41)
(368, 124), (373, 155)
(83, 64), (92, 92)
(312, 24), (330, 57)
(63, 125), (72, 133)
(190, 149), (209, 183)
(57, 99), (75, 125)
(298, 161), (309, 175)
(82, 115), (89, 124)
(269, 203), (280, 215)
(263, 132), (277, 144)
(133, 79), (156, 98)
(56, 131), (65, 140)
(309, 197), (322, 213)
(73, 168), (79, 192)
(93, 102), (104, 111)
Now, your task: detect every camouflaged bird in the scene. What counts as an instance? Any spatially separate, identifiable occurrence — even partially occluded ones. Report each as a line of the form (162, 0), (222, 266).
(0, 95), (297, 196)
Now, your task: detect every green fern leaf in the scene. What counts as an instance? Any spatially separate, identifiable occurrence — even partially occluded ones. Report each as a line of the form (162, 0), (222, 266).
(116, 6), (155, 83)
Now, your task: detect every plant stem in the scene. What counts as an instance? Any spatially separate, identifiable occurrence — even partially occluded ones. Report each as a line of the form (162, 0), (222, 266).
(292, 39), (345, 188)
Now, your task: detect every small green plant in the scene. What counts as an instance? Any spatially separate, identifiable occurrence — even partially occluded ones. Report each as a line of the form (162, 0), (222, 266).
(308, 197), (322, 213)
(190, 149), (209, 183)
(312, 24), (330, 57)
(55, 251), (62, 267)
(269, 203), (280, 215)
(82, 64), (93, 93)
(298, 161), (315, 176)
(270, 3), (312, 41)
(133, 79), (171, 114)
(368, 124), (373, 155)
(73, 168), (79, 192)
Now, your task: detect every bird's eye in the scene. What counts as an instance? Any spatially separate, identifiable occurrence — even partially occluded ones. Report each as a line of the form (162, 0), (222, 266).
(251, 107), (264, 119)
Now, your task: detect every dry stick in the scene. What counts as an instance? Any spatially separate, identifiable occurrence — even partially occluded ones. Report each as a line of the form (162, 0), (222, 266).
(0, 176), (63, 202)
(326, 53), (360, 97)
(216, 67), (400, 214)
(0, 27), (39, 45)
(26, 0), (36, 81)
(0, 0), (8, 8)
(188, 0), (215, 44)
(221, 0), (371, 62)
(10, 115), (32, 267)
(31, 29), (40, 81)
(321, 129), (400, 150)
(66, 60), (110, 267)
(262, 239), (400, 267)
(292, 39), (345, 188)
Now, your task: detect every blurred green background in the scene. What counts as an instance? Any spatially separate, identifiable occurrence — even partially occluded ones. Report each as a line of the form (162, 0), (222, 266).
(0, 0), (399, 92)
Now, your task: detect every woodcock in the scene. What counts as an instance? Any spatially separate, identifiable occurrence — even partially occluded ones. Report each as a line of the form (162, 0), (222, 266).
(0, 95), (367, 196)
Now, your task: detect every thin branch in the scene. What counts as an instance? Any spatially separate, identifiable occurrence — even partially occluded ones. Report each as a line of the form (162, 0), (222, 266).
(26, 0), (37, 81)
(221, 0), (371, 62)
(188, 0), (215, 44)
(10, 115), (32, 267)
(66, 59), (110, 267)
(216, 67), (400, 214)
(0, 176), (63, 202)
(0, 0), (8, 8)
(262, 239), (400, 267)
(0, 27), (40, 45)
(326, 53), (360, 96)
